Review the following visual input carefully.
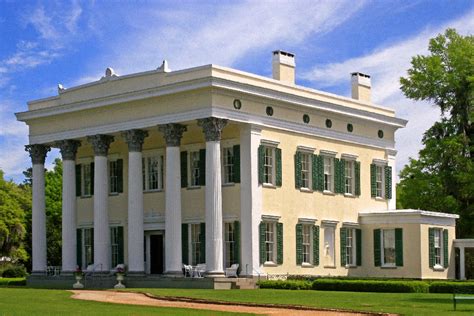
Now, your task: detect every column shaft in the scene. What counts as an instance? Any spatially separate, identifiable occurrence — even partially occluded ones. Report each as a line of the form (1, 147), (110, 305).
(62, 159), (77, 271)
(32, 163), (47, 272)
(128, 151), (144, 272)
(460, 247), (466, 280)
(93, 155), (110, 271)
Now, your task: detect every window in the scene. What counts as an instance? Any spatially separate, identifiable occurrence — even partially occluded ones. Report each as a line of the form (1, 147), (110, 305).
(190, 151), (201, 187)
(345, 228), (355, 265)
(381, 229), (396, 266)
(301, 153), (311, 189)
(83, 164), (92, 196)
(344, 160), (355, 195)
(434, 229), (442, 266)
(225, 222), (236, 268)
(375, 165), (384, 198)
(263, 147), (274, 185)
(323, 156), (333, 192)
(190, 224), (202, 265)
(83, 228), (93, 267)
(302, 225), (312, 264)
(110, 160), (119, 194)
(324, 226), (335, 267)
(143, 155), (164, 191)
(222, 147), (234, 185)
(111, 227), (120, 267)
(265, 222), (276, 262)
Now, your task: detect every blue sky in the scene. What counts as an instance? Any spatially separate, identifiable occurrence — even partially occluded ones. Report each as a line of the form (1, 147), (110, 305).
(1, 0), (473, 182)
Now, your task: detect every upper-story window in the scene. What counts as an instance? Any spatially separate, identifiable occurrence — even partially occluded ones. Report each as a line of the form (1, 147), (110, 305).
(108, 158), (123, 194)
(258, 141), (282, 187)
(375, 165), (383, 198)
(82, 163), (92, 196)
(190, 151), (201, 187)
(323, 156), (334, 192)
(301, 153), (311, 189)
(222, 147), (234, 185)
(263, 147), (274, 185)
(371, 161), (392, 200)
(143, 153), (164, 191)
(344, 160), (355, 195)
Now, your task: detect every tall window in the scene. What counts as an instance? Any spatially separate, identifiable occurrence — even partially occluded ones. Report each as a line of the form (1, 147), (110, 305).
(83, 164), (92, 196)
(323, 156), (333, 192)
(83, 228), (93, 267)
(143, 155), (164, 191)
(263, 147), (274, 185)
(301, 153), (311, 189)
(434, 229), (442, 266)
(344, 160), (354, 195)
(375, 165), (384, 198)
(109, 160), (119, 194)
(382, 229), (396, 266)
(111, 227), (120, 267)
(222, 147), (234, 184)
(324, 226), (335, 266)
(225, 222), (235, 268)
(302, 224), (312, 264)
(346, 228), (355, 265)
(190, 151), (201, 187)
(265, 222), (276, 262)
(191, 224), (201, 265)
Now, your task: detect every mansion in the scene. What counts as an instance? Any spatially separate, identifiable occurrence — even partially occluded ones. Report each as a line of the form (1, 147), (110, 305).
(16, 51), (463, 283)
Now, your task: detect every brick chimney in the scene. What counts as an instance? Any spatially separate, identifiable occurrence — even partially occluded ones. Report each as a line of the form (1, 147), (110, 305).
(351, 72), (371, 102)
(272, 50), (295, 84)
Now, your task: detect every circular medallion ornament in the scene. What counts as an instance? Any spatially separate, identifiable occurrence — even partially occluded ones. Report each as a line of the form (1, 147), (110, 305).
(378, 130), (384, 138)
(325, 119), (332, 128)
(266, 106), (274, 116)
(303, 114), (310, 124)
(233, 99), (242, 110)
(347, 123), (353, 133)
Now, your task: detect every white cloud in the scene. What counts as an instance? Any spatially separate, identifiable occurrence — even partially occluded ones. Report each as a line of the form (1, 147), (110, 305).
(301, 10), (474, 177)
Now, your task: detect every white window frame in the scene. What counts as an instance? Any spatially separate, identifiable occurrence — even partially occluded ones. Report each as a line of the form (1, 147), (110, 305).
(345, 228), (357, 266)
(142, 150), (165, 192)
(109, 157), (119, 195)
(110, 226), (120, 267)
(323, 156), (334, 193)
(300, 152), (312, 190)
(224, 222), (236, 268)
(323, 224), (336, 267)
(302, 224), (313, 265)
(381, 229), (396, 267)
(189, 223), (202, 265)
(263, 146), (276, 186)
(189, 150), (201, 188)
(222, 147), (235, 185)
(82, 227), (93, 269)
(264, 221), (277, 263)
(79, 158), (93, 197)
(433, 228), (444, 269)
(344, 160), (355, 196)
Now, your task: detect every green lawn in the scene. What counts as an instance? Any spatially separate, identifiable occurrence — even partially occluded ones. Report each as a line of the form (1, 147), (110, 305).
(129, 288), (474, 315)
(0, 288), (250, 315)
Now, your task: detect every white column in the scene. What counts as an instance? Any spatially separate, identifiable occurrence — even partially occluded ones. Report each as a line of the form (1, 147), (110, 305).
(240, 125), (262, 276)
(88, 135), (114, 272)
(123, 130), (148, 274)
(159, 124), (186, 275)
(460, 246), (466, 280)
(198, 117), (227, 277)
(26, 144), (50, 274)
(386, 149), (397, 210)
(57, 140), (81, 273)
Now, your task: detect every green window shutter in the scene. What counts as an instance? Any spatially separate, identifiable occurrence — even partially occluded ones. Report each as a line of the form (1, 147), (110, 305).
(117, 159), (123, 193)
(356, 229), (362, 266)
(76, 164), (82, 197)
(275, 148), (282, 187)
(199, 149), (206, 186)
(313, 225), (320, 266)
(385, 166), (392, 199)
(295, 224), (303, 265)
(294, 152), (302, 189)
(355, 161), (361, 196)
(374, 229), (381, 267)
(340, 159), (346, 194)
(180, 151), (187, 188)
(395, 228), (403, 267)
(200, 223), (206, 263)
(428, 228), (435, 268)
(312, 155), (318, 191)
(340, 227), (347, 266)
(258, 145), (264, 185)
(234, 221), (241, 265)
(259, 222), (266, 264)
(277, 222), (283, 264)
(370, 164), (376, 197)
(76, 229), (82, 268)
(443, 229), (449, 268)
(317, 155), (324, 191)
(181, 223), (189, 264)
(233, 145), (241, 183)
(117, 226), (124, 264)
(334, 158), (341, 193)
(90, 162), (95, 195)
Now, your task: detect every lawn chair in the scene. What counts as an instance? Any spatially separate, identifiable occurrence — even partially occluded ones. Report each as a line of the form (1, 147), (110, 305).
(183, 264), (193, 278)
(225, 263), (239, 278)
(194, 264), (206, 278)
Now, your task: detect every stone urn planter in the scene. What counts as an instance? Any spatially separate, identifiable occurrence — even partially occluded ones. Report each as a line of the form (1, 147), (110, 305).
(73, 270), (84, 289)
(114, 266), (126, 289)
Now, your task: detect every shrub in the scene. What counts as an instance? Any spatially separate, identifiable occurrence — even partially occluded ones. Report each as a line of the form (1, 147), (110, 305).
(258, 280), (312, 290)
(2, 265), (27, 278)
(429, 281), (474, 293)
(312, 279), (429, 293)
(7, 279), (26, 286)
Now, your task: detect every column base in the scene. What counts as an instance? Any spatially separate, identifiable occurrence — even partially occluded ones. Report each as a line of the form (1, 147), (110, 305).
(205, 271), (225, 278)
(60, 271), (74, 276)
(126, 271), (146, 277)
(164, 270), (185, 278)
(31, 270), (46, 276)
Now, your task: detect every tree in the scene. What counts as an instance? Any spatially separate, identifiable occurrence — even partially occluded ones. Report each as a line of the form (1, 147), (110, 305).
(400, 28), (474, 158)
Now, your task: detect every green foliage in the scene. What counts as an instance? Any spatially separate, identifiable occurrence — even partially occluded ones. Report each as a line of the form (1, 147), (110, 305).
(311, 279), (429, 293)
(429, 281), (474, 293)
(1, 265), (27, 278)
(257, 280), (312, 290)
(0, 278), (26, 287)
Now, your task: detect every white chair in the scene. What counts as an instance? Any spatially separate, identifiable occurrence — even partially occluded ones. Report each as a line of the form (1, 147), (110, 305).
(225, 263), (239, 278)
(194, 264), (206, 278)
(183, 264), (193, 278)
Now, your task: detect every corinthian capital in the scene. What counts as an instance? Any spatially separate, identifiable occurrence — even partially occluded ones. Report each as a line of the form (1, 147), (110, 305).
(158, 123), (187, 147)
(122, 129), (149, 152)
(25, 144), (51, 165)
(56, 139), (81, 161)
(197, 117), (228, 142)
(87, 134), (114, 156)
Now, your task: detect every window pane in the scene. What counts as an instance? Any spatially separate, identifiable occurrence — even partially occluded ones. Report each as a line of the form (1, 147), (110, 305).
(110, 161), (118, 193)
(265, 222), (275, 262)
(383, 229), (395, 265)
(83, 164), (91, 196)
(191, 224), (201, 265)
(345, 161), (353, 194)
(225, 222), (235, 267)
(223, 148), (234, 184)
(302, 225), (311, 264)
(264, 147), (274, 184)
(301, 153), (310, 188)
(324, 157), (332, 191)
(191, 152), (200, 186)
(376, 165), (383, 197)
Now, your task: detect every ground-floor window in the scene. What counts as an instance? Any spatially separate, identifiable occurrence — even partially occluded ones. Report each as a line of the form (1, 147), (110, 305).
(83, 228), (93, 267)
(345, 228), (355, 266)
(381, 229), (396, 266)
(302, 224), (312, 264)
(265, 222), (276, 263)
(191, 224), (202, 265)
(111, 227), (120, 268)
(225, 222), (236, 268)
(324, 226), (335, 266)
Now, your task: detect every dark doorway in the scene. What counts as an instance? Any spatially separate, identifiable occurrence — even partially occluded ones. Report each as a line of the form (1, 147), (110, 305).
(150, 234), (164, 274)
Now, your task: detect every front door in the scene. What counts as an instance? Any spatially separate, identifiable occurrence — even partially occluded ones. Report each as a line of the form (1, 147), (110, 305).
(150, 234), (164, 274)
